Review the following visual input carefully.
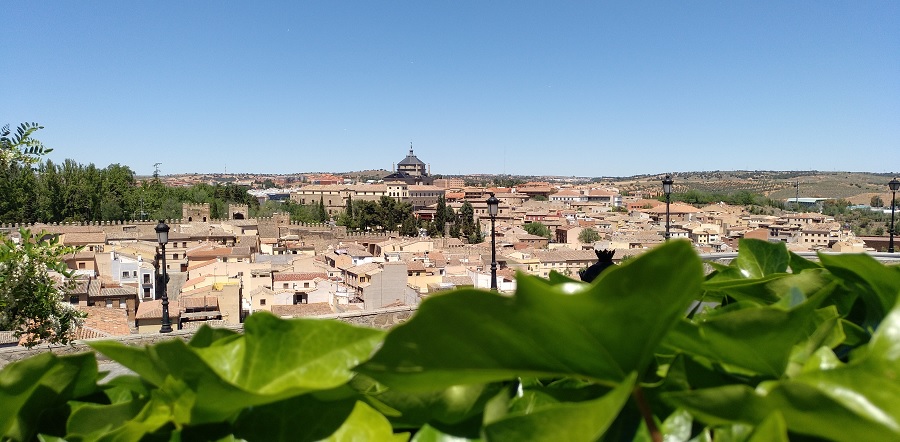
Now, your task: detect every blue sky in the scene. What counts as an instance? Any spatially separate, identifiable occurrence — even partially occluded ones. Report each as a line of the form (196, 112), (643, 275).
(3, 1), (898, 177)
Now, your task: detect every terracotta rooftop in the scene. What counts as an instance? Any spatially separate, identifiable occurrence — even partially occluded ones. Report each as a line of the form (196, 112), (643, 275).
(270, 302), (335, 317)
(77, 306), (132, 337)
(273, 272), (328, 282)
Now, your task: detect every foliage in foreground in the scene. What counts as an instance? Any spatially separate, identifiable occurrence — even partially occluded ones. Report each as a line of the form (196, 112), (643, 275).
(0, 228), (85, 347)
(2, 239), (899, 441)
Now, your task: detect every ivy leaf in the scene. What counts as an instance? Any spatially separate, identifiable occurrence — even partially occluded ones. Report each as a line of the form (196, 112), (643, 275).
(322, 401), (409, 442)
(481, 373), (635, 442)
(665, 301), (900, 441)
(351, 375), (501, 428)
(233, 393), (358, 441)
(358, 241), (702, 390)
(747, 412), (789, 442)
(411, 424), (481, 441)
(665, 284), (833, 377)
(818, 252), (900, 328)
(90, 314), (385, 423)
(65, 399), (148, 440)
(788, 251), (821, 273)
(732, 239), (789, 278)
(188, 325), (240, 348)
(197, 312), (384, 395)
(0, 352), (99, 441)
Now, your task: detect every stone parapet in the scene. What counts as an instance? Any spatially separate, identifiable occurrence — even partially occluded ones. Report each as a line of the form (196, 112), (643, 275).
(0, 306), (416, 368)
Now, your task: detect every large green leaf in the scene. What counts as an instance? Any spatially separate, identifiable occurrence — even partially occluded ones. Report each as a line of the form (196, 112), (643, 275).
(665, 285), (833, 377)
(701, 269), (831, 306)
(788, 251), (821, 273)
(195, 312), (385, 395)
(731, 239), (789, 278)
(90, 313), (385, 423)
(481, 373), (636, 442)
(322, 401), (409, 442)
(747, 412), (789, 442)
(352, 374), (501, 428)
(233, 393), (358, 441)
(358, 241), (703, 390)
(411, 424), (481, 441)
(0, 352), (99, 440)
(665, 301), (900, 441)
(818, 252), (900, 327)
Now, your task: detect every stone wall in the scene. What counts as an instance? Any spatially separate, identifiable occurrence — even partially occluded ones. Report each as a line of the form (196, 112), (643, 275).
(0, 306), (417, 368)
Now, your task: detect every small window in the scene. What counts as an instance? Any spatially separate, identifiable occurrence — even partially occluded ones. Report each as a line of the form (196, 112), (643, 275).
(172, 253), (178, 260)
(106, 299), (113, 308)
(122, 271), (129, 278)
(259, 299), (266, 306)
(119, 299), (126, 308)
(69, 295), (79, 304)
(78, 262), (86, 269)
(283, 283), (289, 289)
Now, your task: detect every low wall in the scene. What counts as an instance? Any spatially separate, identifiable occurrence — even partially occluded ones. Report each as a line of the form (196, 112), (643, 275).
(0, 306), (417, 368)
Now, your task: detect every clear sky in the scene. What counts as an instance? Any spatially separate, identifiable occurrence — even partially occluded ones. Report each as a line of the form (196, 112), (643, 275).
(2, 1), (898, 178)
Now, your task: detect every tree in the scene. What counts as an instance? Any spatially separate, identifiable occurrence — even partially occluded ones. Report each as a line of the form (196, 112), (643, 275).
(434, 196), (447, 236)
(0, 229), (85, 347)
(400, 213), (419, 237)
(458, 202), (476, 240)
(317, 196), (328, 222)
(524, 222), (551, 239)
(578, 228), (600, 243)
(871, 195), (884, 208)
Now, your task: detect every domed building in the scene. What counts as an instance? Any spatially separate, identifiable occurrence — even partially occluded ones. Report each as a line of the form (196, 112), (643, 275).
(384, 144), (433, 185)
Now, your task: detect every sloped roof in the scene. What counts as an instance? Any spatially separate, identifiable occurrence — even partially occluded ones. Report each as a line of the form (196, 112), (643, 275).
(63, 232), (107, 244)
(273, 272), (328, 282)
(398, 148), (425, 166)
(77, 306), (132, 337)
(346, 262), (382, 276)
(643, 202), (701, 214)
(271, 302), (335, 317)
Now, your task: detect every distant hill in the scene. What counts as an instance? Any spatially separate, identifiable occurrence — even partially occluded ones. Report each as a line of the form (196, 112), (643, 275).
(608, 171), (896, 202)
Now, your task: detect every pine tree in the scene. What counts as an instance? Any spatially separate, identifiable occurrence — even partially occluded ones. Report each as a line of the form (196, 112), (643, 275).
(318, 196), (328, 222)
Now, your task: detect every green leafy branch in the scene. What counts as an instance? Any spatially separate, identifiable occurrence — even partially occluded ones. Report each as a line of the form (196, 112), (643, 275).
(0, 122), (52, 166)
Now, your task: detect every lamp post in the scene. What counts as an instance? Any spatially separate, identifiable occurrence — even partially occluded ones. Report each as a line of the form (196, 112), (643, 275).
(662, 175), (673, 241)
(486, 192), (499, 291)
(889, 178), (900, 253)
(155, 220), (173, 333)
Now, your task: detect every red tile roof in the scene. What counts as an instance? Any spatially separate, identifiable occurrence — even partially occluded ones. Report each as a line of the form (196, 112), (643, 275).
(273, 272), (328, 282)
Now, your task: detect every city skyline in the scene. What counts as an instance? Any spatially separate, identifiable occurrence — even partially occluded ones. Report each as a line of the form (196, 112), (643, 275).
(3, 1), (898, 177)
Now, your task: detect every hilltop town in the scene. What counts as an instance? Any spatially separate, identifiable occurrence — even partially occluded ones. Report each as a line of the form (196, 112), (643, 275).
(1, 148), (896, 345)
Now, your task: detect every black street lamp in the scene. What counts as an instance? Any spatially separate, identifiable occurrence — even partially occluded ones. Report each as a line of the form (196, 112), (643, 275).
(662, 175), (673, 241)
(486, 192), (500, 291)
(155, 220), (173, 333)
(889, 178), (899, 253)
